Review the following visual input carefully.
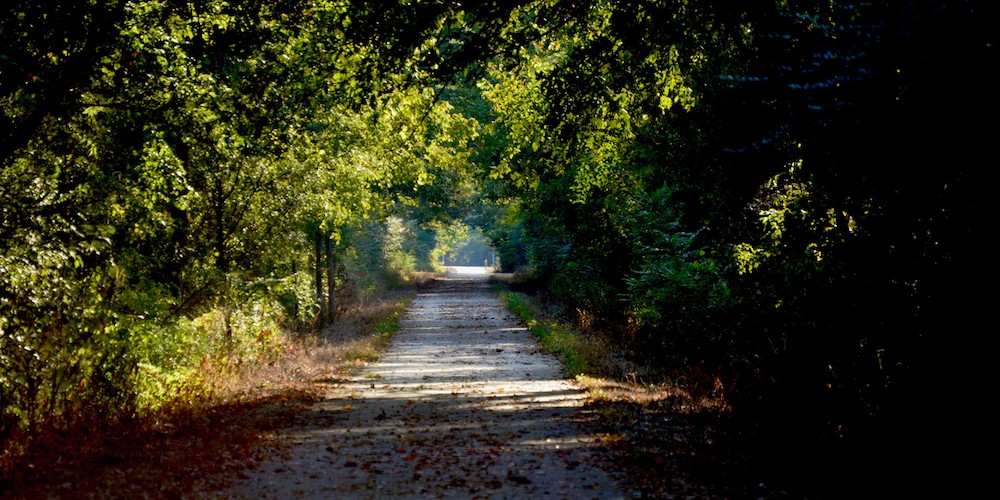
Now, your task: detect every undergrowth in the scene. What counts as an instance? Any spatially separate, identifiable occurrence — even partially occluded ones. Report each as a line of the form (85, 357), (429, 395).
(0, 275), (427, 499)
(491, 276), (751, 499)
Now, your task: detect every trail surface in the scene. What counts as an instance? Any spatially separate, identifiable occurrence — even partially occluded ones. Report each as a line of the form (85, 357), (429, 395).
(222, 267), (624, 499)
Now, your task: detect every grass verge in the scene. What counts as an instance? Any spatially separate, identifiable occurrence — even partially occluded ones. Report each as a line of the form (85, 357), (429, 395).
(498, 289), (594, 377)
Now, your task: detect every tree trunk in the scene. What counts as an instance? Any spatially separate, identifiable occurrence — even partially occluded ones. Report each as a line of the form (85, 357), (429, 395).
(326, 235), (336, 322)
(315, 230), (324, 323)
(214, 175), (228, 273)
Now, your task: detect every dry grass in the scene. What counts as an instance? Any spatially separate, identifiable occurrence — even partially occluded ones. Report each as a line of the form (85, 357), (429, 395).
(0, 275), (432, 500)
(214, 288), (417, 398)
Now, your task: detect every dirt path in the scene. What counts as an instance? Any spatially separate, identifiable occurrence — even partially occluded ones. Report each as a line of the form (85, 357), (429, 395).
(221, 268), (625, 499)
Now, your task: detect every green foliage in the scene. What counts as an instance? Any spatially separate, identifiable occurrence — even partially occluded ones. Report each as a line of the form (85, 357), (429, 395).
(474, 3), (992, 494)
(0, 0), (492, 456)
(626, 226), (731, 362)
(271, 271), (321, 331)
(476, 199), (529, 273)
(2, 1), (992, 495)
(352, 216), (418, 287)
(426, 220), (473, 268)
(442, 226), (493, 267)
(131, 319), (210, 410)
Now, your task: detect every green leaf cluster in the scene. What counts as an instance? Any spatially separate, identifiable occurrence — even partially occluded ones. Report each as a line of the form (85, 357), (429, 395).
(0, 0), (493, 449)
(469, 2), (993, 491)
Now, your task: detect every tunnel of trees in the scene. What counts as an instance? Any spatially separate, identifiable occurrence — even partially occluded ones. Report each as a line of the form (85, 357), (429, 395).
(2, 0), (993, 495)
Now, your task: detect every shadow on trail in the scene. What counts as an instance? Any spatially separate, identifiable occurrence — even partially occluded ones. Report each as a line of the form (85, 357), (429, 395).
(225, 271), (623, 499)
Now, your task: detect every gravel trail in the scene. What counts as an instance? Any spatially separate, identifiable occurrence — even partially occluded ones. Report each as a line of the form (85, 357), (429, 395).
(222, 268), (625, 499)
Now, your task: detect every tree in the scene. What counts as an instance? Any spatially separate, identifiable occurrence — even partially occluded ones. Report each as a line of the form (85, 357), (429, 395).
(0, 0), (490, 445)
(471, 1), (994, 494)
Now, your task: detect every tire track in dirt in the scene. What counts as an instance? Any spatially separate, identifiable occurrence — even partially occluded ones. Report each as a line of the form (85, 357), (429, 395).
(221, 270), (625, 499)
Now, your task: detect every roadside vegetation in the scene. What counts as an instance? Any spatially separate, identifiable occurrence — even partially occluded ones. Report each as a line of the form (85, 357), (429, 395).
(1, 268), (429, 498)
(494, 273), (746, 497)
(2, 1), (989, 498)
